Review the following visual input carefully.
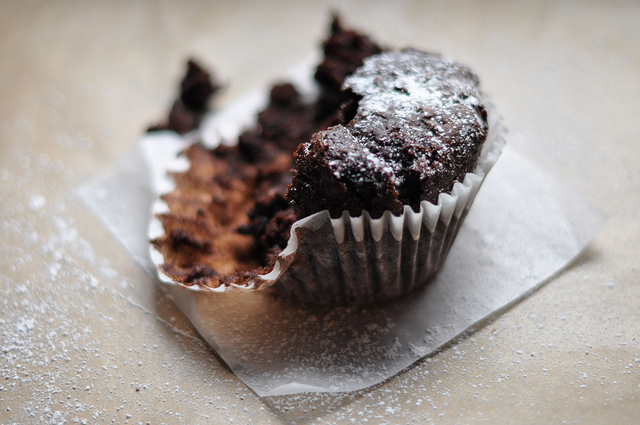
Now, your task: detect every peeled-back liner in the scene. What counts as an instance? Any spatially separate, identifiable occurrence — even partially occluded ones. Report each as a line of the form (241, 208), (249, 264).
(149, 97), (505, 305)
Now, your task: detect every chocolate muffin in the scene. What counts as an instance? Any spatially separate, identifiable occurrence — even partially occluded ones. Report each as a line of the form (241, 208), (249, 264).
(150, 18), (504, 304)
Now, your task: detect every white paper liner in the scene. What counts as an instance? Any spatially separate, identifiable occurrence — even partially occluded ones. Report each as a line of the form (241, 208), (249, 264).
(149, 91), (505, 304)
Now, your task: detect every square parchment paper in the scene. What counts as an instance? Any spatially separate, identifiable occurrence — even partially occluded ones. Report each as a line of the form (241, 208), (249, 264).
(80, 105), (605, 397)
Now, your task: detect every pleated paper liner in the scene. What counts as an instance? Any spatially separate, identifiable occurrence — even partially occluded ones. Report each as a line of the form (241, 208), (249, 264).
(150, 101), (505, 304)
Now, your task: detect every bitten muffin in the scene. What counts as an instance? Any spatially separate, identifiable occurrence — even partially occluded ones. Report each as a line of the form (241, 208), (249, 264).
(150, 17), (504, 304)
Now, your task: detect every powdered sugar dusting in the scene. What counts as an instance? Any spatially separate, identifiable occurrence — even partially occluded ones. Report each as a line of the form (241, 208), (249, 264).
(345, 48), (484, 124)
(0, 145), (274, 423)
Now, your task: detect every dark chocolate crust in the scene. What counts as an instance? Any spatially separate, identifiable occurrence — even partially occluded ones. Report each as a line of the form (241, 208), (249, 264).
(288, 49), (488, 219)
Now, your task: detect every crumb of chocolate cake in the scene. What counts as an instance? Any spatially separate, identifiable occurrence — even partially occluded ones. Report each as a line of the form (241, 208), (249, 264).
(254, 83), (318, 153)
(314, 15), (383, 121)
(180, 59), (219, 111)
(148, 58), (221, 134)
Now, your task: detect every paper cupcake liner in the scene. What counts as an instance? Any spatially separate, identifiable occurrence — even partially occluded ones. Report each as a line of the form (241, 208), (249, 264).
(150, 100), (505, 304)
(267, 102), (504, 304)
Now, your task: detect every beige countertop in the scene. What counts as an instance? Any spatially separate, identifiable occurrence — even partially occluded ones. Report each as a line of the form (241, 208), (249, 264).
(1, 1), (639, 423)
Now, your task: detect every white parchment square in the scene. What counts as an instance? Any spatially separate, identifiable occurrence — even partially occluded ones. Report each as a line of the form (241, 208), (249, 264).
(79, 102), (605, 397)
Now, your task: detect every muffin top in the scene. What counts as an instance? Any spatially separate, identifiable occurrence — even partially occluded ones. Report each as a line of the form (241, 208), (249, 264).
(288, 49), (488, 218)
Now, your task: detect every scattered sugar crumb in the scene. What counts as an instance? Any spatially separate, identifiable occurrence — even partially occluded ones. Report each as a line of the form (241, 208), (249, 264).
(28, 194), (46, 211)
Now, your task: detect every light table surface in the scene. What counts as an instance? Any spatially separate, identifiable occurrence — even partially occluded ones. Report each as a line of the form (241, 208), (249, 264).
(1, 1), (639, 423)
